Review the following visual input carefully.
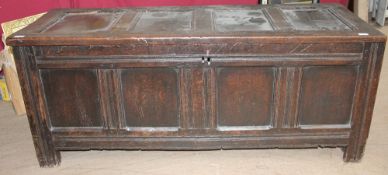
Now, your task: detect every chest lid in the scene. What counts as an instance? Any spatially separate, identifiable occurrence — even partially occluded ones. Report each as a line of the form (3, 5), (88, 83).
(6, 4), (386, 46)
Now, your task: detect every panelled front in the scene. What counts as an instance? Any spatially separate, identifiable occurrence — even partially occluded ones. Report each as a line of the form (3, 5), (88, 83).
(37, 57), (193, 133)
(210, 55), (362, 133)
(31, 42), (372, 158)
(38, 54), (363, 135)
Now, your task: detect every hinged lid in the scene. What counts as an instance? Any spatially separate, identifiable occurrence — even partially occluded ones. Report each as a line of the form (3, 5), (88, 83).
(6, 4), (386, 46)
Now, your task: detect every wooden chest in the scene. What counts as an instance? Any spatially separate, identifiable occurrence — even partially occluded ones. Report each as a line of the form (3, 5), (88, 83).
(7, 4), (386, 167)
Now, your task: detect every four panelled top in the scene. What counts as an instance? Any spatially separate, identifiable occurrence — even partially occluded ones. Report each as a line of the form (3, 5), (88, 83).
(6, 4), (386, 46)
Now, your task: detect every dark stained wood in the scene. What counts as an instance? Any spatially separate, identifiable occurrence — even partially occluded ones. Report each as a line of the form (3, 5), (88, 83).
(180, 67), (210, 129)
(40, 69), (102, 127)
(267, 67), (303, 129)
(12, 47), (61, 167)
(213, 9), (273, 32)
(97, 69), (121, 129)
(121, 68), (179, 128)
(344, 42), (386, 161)
(281, 7), (352, 31)
(6, 4), (386, 47)
(43, 11), (123, 34)
(6, 4), (386, 166)
(130, 10), (193, 33)
(35, 43), (364, 57)
(54, 134), (350, 150)
(298, 66), (358, 126)
(216, 67), (275, 127)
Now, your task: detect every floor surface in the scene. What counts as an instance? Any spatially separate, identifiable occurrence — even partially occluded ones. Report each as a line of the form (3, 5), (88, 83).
(1, 27), (388, 175)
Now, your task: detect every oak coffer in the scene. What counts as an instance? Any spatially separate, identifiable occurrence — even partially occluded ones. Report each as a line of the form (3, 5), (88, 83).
(6, 4), (386, 167)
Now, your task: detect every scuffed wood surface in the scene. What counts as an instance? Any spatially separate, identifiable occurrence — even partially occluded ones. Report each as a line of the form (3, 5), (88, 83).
(7, 4), (387, 167)
(6, 4), (386, 47)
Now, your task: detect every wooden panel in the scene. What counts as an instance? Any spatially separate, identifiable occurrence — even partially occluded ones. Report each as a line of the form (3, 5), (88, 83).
(298, 66), (358, 126)
(121, 68), (179, 127)
(281, 7), (351, 31)
(43, 11), (123, 34)
(213, 9), (273, 32)
(216, 67), (275, 127)
(131, 11), (193, 33)
(40, 69), (102, 127)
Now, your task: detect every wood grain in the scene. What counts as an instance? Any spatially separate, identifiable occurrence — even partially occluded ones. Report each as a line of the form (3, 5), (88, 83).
(6, 5), (386, 166)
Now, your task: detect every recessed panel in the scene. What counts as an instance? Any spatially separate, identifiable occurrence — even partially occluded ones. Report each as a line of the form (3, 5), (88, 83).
(214, 10), (273, 32)
(40, 69), (102, 127)
(44, 12), (122, 34)
(121, 68), (179, 127)
(282, 8), (351, 31)
(298, 66), (358, 125)
(217, 67), (275, 127)
(131, 11), (192, 33)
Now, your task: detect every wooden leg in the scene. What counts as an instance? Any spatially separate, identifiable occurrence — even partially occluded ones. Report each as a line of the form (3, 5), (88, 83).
(343, 43), (385, 162)
(13, 47), (61, 167)
(342, 144), (365, 162)
(25, 106), (61, 167)
(34, 146), (61, 167)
